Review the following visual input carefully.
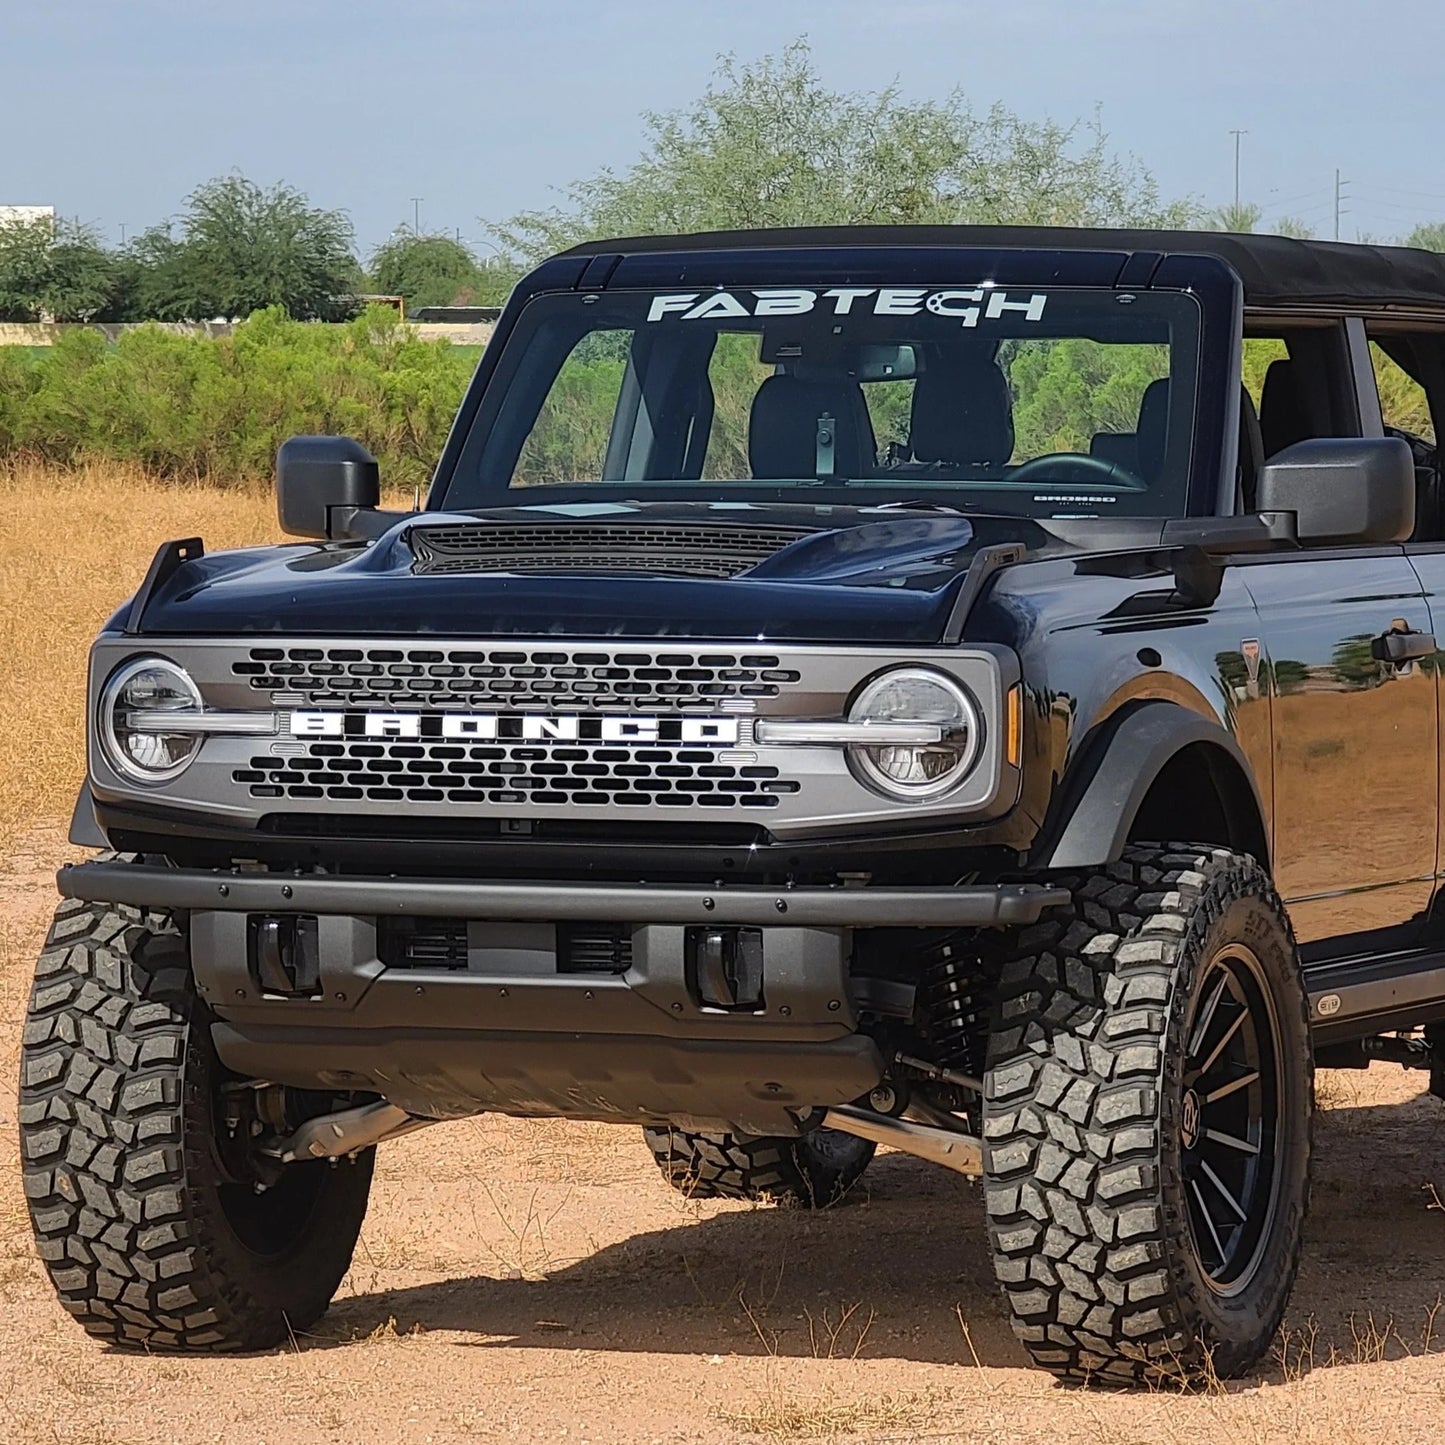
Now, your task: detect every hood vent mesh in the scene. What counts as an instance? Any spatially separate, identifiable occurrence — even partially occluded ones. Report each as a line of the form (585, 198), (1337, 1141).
(406, 523), (812, 579)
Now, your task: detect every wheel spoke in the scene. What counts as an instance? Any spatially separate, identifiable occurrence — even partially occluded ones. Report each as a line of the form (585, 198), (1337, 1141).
(1203, 1126), (1260, 1156)
(1193, 1006), (1248, 1081)
(1187, 969), (1231, 1062)
(1204, 1069), (1260, 1105)
(1199, 1157), (1250, 1222)
(1189, 1177), (1229, 1267)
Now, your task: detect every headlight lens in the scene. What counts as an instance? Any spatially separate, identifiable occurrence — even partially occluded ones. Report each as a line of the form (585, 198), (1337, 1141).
(847, 667), (981, 800)
(100, 658), (204, 783)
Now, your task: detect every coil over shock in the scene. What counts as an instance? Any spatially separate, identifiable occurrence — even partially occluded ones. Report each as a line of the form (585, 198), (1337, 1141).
(913, 933), (993, 1126)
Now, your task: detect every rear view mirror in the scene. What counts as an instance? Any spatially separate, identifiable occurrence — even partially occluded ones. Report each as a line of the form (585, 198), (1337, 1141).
(276, 435), (380, 540)
(1255, 437), (1414, 546)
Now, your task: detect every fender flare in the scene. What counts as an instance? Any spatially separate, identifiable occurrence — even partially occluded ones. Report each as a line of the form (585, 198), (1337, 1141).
(1030, 700), (1268, 871)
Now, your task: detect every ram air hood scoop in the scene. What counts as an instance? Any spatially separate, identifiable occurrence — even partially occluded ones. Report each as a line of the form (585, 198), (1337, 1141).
(132, 502), (1056, 643)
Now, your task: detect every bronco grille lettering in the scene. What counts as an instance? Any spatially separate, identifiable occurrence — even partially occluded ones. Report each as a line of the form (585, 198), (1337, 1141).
(288, 711), (740, 746)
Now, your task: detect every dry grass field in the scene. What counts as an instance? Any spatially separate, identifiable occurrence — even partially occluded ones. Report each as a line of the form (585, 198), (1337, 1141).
(0, 462), (1442, 1443)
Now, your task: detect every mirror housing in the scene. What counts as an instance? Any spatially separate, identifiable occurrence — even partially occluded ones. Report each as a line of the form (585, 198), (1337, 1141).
(1255, 437), (1414, 547)
(277, 435), (381, 540)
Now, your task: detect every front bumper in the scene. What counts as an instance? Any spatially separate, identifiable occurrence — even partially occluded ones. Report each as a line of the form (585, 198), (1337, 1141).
(58, 859), (1066, 1133)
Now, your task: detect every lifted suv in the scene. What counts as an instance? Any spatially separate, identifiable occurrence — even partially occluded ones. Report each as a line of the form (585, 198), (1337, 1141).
(23, 226), (1445, 1382)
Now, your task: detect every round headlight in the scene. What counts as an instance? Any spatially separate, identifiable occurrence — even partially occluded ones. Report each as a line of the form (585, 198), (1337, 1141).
(847, 667), (981, 800)
(100, 658), (204, 783)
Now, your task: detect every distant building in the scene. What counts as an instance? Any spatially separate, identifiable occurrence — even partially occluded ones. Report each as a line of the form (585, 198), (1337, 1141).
(0, 205), (55, 229)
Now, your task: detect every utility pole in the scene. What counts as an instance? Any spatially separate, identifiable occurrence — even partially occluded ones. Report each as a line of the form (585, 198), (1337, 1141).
(1333, 170), (1349, 241)
(1229, 129), (1248, 209)
(118, 223), (127, 245)
(410, 197), (424, 233)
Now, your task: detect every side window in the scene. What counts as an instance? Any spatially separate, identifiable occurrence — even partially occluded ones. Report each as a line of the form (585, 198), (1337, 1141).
(1370, 340), (1436, 444)
(513, 329), (632, 486)
(1243, 325), (1352, 463)
(1367, 330), (1445, 541)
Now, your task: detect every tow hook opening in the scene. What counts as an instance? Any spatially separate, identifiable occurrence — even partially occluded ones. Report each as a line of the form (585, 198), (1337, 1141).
(686, 925), (765, 1010)
(248, 914), (322, 998)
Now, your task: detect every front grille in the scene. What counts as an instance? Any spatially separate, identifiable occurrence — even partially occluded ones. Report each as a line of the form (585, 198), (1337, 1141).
(234, 740), (800, 810)
(233, 646), (803, 713)
(406, 523), (811, 578)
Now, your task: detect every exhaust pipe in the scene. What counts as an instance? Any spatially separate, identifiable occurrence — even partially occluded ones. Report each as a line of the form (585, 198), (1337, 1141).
(822, 1103), (983, 1178)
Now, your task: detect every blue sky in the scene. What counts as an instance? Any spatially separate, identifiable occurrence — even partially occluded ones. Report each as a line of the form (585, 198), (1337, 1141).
(6, 0), (1445, 255)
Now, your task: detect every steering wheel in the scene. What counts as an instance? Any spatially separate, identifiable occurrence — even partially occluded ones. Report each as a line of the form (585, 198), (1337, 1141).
(1008, 452), (1148, 491)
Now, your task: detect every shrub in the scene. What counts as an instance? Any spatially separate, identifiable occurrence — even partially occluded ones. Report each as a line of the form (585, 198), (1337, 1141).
(0, 307), (476, 489)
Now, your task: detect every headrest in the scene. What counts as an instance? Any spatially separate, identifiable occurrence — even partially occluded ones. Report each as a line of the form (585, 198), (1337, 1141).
(1136, 377), (1172, 479)
(1260, 359), (1311, 459)
(748, 374), (870, 480)
(908, 356), (1014, 467)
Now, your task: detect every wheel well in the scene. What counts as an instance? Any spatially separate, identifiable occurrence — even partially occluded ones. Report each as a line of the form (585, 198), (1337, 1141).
(1128, 741), (1269, 866)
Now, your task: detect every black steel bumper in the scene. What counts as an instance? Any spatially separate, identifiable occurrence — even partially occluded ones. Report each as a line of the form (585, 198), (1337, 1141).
(57, 859), (1067, 1133)
(56, 860), (1067, 928)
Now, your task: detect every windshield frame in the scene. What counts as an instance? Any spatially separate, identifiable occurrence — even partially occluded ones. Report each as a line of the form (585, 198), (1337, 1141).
(434, 245), (1243, 520)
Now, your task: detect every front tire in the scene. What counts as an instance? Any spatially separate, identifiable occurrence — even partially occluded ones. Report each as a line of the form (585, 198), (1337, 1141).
(981, 845), (1312, 1383)
(19, 898), (373, 1351)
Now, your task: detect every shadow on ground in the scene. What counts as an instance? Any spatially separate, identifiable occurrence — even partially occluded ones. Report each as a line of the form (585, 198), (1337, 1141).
(313, 1082), (1444, 1377)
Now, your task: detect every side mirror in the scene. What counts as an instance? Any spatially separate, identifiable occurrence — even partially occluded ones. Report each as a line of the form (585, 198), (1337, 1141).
(1255, 437), (1414, 546)
(277, 435), (380, 540)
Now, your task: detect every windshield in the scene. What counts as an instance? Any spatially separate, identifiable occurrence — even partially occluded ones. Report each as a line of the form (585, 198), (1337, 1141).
(450, 284), (1202, 519)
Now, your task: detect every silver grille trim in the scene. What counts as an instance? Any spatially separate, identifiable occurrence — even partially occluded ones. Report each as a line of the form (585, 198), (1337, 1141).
(87, 639), (1016, 838)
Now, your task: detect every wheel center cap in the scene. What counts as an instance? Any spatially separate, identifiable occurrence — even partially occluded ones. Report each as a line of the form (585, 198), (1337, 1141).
(1181, 1088), (1203, 1151)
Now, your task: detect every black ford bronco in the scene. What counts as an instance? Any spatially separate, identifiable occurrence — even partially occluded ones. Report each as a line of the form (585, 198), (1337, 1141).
(22, 226), (1445, 1383)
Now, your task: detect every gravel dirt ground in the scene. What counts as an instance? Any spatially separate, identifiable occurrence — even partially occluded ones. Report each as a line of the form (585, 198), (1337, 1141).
(2, 826), (1443, 1445)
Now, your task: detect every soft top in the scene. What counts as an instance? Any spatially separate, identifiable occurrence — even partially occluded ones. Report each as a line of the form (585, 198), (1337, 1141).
(560, 225), (1445, 312)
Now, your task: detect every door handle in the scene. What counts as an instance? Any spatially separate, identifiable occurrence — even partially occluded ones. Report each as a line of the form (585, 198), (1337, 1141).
(1371, 628), (1437, 664)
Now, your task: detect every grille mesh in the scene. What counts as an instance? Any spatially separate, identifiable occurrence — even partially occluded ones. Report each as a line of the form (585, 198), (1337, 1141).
(234, 740), (799, 810)
(233, 646), (802, 712)
(407, 523), (810, 578)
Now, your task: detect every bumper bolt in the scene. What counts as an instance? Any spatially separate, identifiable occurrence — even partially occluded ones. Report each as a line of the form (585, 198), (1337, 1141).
(775, 899), (788, 914)
(702, 897), (715, 911)
(218, 884), (229, 897)
(670, 1001), (684, 1012)
(281, 885), (293, 899)
(827, 999), (841, 1011)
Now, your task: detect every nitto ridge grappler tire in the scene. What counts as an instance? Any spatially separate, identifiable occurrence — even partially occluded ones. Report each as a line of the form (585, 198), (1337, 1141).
(642, 1125), (874, 1207)
(19, 897), (373, 1351)
(981, 844), (1312, 1384)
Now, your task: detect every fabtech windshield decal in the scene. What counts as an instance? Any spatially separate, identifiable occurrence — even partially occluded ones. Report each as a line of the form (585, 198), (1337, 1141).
(645, 287), (1048, 325)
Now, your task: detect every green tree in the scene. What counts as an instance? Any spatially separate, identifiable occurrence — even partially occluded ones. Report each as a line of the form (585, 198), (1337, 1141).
(1212, 201), (1262, 234)
(0, 217), (55, 320)
(0, 217), (122, 322)
(1405, 222), (1445, 252)
(494, 40), (1194, 261)
(369, 231), (484, 310)
(153, 175), (359, 321)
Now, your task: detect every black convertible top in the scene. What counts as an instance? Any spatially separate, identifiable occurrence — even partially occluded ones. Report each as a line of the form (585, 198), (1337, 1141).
(562, 225), (1445, 312)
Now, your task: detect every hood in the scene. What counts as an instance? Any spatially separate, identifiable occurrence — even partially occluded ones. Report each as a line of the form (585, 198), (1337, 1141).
(132, 503), (1055, 643)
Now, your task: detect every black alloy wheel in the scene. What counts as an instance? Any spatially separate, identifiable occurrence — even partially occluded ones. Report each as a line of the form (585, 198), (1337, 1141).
(1180, 945), (1284, 1293)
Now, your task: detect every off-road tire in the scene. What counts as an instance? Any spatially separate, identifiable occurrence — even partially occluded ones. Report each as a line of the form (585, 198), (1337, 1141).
(19, 897), (374, 1351)
(981, 844), (1312, 1384)
(642, 1125), (874, 1207)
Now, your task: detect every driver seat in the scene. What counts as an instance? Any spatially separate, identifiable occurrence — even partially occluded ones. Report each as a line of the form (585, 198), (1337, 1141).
(905, 355), (1015, 471)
